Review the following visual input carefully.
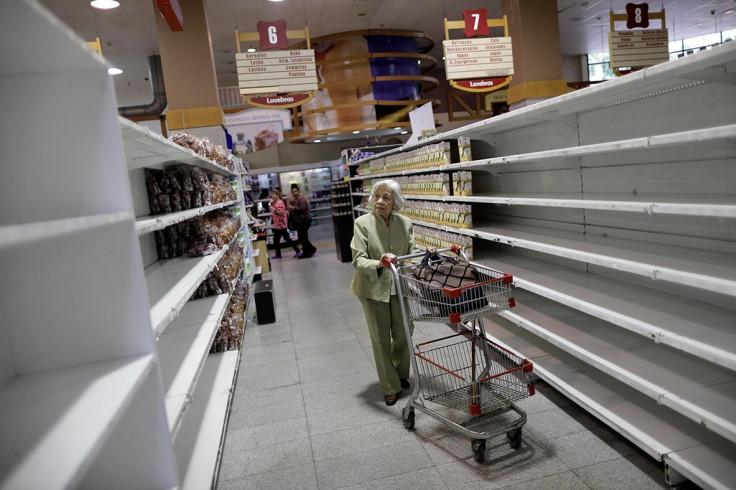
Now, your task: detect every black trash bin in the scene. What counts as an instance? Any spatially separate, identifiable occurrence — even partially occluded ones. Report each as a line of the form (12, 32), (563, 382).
(253, 279), (276, 324)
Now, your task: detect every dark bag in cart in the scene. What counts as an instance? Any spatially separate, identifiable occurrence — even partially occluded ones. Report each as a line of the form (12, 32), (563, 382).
(411, 251), (485, 316)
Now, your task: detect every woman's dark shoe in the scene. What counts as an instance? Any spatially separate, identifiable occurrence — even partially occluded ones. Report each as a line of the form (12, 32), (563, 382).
(400, 378), (410, 389)
(384, 393), (399, 406)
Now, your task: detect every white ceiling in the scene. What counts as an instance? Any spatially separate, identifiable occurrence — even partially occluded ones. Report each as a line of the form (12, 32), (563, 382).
(39, 0), (736, 105)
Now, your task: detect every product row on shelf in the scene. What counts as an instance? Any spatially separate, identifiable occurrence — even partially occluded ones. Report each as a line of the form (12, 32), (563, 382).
(330, 181), (353, 217)
(341, 41), (736, 489)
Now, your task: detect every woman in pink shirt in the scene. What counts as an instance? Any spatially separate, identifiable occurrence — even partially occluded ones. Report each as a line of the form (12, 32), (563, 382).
(270, 188), (301, 259)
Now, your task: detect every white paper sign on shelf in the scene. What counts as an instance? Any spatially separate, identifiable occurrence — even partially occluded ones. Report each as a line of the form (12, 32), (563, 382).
(406, 102), (436, 145)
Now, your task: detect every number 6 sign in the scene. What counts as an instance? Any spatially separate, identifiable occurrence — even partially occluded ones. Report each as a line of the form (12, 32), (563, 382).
(257, 19), (288, 50)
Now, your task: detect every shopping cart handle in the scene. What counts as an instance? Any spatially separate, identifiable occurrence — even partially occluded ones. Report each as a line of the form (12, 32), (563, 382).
(442, 273), (514, 298)
(381, 256), (393, 268)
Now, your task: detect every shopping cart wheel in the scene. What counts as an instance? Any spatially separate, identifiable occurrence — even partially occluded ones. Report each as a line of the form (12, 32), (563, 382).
(471, 438), (486, 463)
(507, 429), (522, 449)
(402, 407), (415, 429)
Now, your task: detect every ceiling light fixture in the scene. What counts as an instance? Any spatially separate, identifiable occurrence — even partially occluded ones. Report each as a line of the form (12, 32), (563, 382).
(108, 67), (123, 75)
(91, 0), (120, 9)
(314, 139), (322, 143)
(247, 47), (256, 53)
(352, 130), (360, 134)
(268, 0), (285, 2)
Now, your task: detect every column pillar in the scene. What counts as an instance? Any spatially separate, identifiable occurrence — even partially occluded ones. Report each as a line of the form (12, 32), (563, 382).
(502, 0), (569, 109)
(154, 0), (225, 146)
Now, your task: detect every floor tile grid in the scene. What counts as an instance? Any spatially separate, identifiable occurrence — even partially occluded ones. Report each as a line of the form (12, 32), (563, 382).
(218, 222), (673, 490)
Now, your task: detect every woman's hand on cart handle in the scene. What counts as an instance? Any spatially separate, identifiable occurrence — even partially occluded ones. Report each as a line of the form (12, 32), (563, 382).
(380, 253), (397, 268)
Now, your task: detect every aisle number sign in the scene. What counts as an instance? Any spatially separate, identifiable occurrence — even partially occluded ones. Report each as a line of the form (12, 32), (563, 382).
(443, 9), (513, 93)
(609, 3), (669, 73)
(235, 20), (318, 109)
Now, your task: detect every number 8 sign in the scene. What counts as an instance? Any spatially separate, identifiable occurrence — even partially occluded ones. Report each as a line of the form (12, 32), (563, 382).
(625, 2), (650, 29)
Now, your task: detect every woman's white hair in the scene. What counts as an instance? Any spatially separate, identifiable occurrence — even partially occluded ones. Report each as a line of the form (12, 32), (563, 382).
(370, 179), (405, 212)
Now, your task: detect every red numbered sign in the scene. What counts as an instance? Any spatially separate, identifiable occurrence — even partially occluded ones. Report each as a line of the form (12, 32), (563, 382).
(625, 3), (650, 29)
(257, 19), (289, 50)
(462, 9), (490, 38)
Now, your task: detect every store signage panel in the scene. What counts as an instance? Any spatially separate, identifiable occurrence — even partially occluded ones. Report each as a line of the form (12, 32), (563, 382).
(609, 29), (669, 68)
(236, 49), (318, 95)
(443, 37), (514, 80)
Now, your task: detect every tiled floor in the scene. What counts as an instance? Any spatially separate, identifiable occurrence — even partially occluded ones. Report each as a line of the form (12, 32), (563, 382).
(217, 221), (672, 489)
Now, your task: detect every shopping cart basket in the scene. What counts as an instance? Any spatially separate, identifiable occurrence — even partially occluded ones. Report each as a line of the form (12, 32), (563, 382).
(387, 246), (535, 463)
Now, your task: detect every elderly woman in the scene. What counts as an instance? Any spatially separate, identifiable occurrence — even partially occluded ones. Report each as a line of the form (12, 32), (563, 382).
(349, 179), (421, 406)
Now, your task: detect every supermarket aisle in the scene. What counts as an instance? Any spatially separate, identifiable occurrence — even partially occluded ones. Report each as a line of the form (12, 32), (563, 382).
(217, 221), (670, 489)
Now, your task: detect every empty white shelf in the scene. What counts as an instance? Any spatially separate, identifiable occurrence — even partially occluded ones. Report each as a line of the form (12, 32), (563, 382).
(136, 200), (239, 235)
(145, 246), (230, 337)
(173, 350), (240, 490)
(468, 223), (736, 296)
(473, 251), (736, 370)
(405, 193), (736, 218)
(0, 355), (157, 489)
(0, 212), (133, 249)
(481, 316), (736, 490)
(497, 299), (736, 444)
(158, 293), (231, 437)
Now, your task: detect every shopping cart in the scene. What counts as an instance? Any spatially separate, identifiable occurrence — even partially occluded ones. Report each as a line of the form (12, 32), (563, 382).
(386, 246), (535, 463)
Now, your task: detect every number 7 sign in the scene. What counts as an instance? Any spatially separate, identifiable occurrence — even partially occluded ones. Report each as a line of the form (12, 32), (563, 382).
(463, 9), (490, 37)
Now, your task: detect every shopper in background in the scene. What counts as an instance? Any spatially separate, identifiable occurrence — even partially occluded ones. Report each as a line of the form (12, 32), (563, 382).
(286, 183), (317, 258)
(349, 179), (421, 406)
(269, 188), (301, 259)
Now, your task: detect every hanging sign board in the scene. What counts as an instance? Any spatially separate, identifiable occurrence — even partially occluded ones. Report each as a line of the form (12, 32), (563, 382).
(609, 4), (668, 75)
(235, 20), (318, 109)
(236, 50), (318, 94)
(443, 10), (513, 93)
(609, 29), (669, 68)
(443, 37), (514, 80)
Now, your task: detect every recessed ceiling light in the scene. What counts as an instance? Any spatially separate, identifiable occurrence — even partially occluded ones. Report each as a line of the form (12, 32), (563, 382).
(268, 0), (285, 2)
(91, 0), (120, 9)
(247, 47), (256, 53)
(108, 67), (123, 75)
(393, 127), (402, 130)
(352, 130), (360, 134)
(400, 131), (408, 135)
(314, 139), (322, 143)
